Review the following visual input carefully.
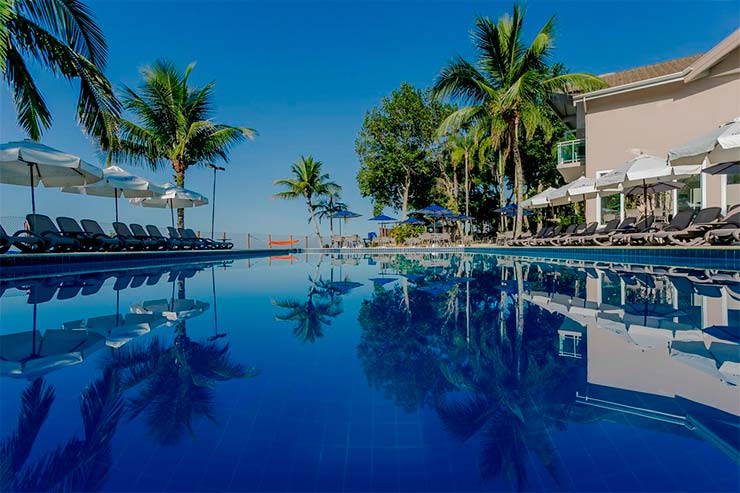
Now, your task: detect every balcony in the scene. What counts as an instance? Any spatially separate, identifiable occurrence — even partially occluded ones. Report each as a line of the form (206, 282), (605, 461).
(557, 138), (586, 182)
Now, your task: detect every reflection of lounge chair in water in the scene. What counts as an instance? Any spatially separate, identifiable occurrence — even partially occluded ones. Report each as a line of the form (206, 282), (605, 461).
(0, 329), (106, 379)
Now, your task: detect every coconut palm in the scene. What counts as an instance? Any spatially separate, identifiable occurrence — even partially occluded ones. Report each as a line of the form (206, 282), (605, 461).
(314, 196), (346, 236)
(2, 0), (120, 144)
(106, 322), (258, 445)
(273, 156), (341, 246)
(114, 60), (255, 227)
(433, 6), (605, 238)
(447, 125), (490, 223)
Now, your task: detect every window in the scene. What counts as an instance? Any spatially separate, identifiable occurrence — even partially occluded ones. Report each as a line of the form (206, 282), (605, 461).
(559, 333), (582, 359)
(677, 174), (701, 211)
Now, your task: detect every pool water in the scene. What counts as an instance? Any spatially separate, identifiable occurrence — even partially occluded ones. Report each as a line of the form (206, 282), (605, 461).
(1, 253), (738, 492)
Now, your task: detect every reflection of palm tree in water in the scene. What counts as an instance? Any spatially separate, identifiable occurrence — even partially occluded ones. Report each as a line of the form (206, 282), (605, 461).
(1, 373), (124, 492)
(437, 264), (576, 490)
(273, 258), (343, 344)
(106, 278), (258, 445)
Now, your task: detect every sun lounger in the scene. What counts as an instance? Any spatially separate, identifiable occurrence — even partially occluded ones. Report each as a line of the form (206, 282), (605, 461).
(620, 212), (693, 245)
(587, 217), (636, 246)
(548, 224), (579, 245)
(649, 207), (721, 245)
(113, 222), (158, 250)
(703, 210), (740, 245)
(146, 225), (186, 250)
(26, 214), (79, 252)
(512, 226), (549, 246)
(532, 225), (562, 246)
(130, 224), (168, 250)
(57, 217), (121, 251)
(178, 228), (211, 249)
(79, 219), (127, 252)
(562, 222), (599, 246)
(0, 223), (47, 253)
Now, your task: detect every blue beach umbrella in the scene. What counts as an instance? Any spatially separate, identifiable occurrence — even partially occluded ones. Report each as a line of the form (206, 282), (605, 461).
(413, 204), (453, 217)
(331, 210), (362, 235)
(400, 217), (425, 225)
(369, 214), (397, 222)
(494, 204), (518, 213)
(503, 209), (534, 217)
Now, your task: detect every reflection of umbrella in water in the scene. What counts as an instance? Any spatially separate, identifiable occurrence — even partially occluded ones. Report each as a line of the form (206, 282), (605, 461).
(0, 304), (105, 379)
(131, 298), (209, 323)
(670, 340), (739, 386)
(369, 277), (397, 286)
(703, 325), (740, 344)
(62, 313), (166, 348)
(624, 302), (683, 321)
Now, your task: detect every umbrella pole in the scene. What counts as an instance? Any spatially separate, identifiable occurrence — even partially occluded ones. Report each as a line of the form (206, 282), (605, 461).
(170, 199), (175, 229)
(31, 303), (38, 356)
(29, 163), (36, 215)
(114, 188), (119, 223)
(643, 179), (648, 216)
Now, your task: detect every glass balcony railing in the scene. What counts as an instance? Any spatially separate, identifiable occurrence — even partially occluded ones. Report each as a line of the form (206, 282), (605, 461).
(557, 138), (586, 165)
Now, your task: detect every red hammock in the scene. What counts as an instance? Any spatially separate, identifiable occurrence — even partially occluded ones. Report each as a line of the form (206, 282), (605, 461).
(268, 239), (300, 246)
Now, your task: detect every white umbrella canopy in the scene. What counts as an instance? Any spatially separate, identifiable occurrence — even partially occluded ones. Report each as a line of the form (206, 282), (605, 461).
(130, 298), (210, 323)
(130, 182), (208, 209)
(62, 313), (168, 348)
(548, 176), (598, 206)
(0, 140), (103, 214)
(596, 154), (700, 198)
(668, 117), (740, 166)
(61, 166), (166, 222)
(129, 183), (208, 228)
(521, 187), (556, 209)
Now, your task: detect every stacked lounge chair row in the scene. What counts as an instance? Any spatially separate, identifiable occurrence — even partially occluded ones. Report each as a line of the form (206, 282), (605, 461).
(0, 214), (233, 254)
(506, 205), (739, 247)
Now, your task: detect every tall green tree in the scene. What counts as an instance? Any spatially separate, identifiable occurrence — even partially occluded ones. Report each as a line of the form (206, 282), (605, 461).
(114, 60), (255, 227)
(356, 83), (453, 218)
(273, 156), (341, 246)
(2, 0), (120, 144)
(433, 5), (605, 237)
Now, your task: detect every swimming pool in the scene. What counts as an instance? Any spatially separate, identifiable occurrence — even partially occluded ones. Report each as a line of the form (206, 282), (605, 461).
(1, 253), (738, 492)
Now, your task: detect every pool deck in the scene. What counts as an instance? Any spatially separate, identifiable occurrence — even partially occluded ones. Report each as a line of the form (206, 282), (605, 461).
(0, 248), (296, 279)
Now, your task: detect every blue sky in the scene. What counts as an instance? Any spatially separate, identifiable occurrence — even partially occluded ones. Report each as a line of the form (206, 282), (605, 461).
(1, 0), (738, 237)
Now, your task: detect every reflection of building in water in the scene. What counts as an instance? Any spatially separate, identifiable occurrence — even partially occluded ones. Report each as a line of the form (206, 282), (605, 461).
(526, 263), (739, 462)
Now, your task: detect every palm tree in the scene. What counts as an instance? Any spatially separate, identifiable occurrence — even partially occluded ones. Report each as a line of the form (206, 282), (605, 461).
(433, 6), (605, 238)
(114, 60), (256, 227)
(273, 156), (341, 246)
(314, 196), (346, 236)
(2, 0), (120, 144)
(447, 125), (490, 224)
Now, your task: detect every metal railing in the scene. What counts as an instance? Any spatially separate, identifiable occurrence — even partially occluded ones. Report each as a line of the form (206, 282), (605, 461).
(557, 138), (586, 165)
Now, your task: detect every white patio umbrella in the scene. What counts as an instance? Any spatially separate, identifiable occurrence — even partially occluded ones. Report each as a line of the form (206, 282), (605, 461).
(595, 154), (699, 207)
(130, 298), (210, 323)
(62, 313), (167, 348)
(61, 165), (166, 222)
(0, 140), (103, 215)
(668, 117), (740, 167)
(521, 187), (556, 209)
(548, 176), (599, 206)
(129, 182), (208, 228)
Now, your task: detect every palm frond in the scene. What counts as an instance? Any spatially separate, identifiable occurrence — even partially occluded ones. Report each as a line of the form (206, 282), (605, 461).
(3, 44), (51, 139)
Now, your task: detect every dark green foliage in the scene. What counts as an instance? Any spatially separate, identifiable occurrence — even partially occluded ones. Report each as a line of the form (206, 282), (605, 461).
(356, 83), (454, 216)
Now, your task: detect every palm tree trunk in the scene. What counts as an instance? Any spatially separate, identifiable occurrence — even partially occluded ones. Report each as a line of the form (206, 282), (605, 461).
(174, 162), (186, 228)
(464, 151), (470, 237)
(510, 118), (524, 239)
(307, 200), (323, 246)
(497, 150), (507, 233)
